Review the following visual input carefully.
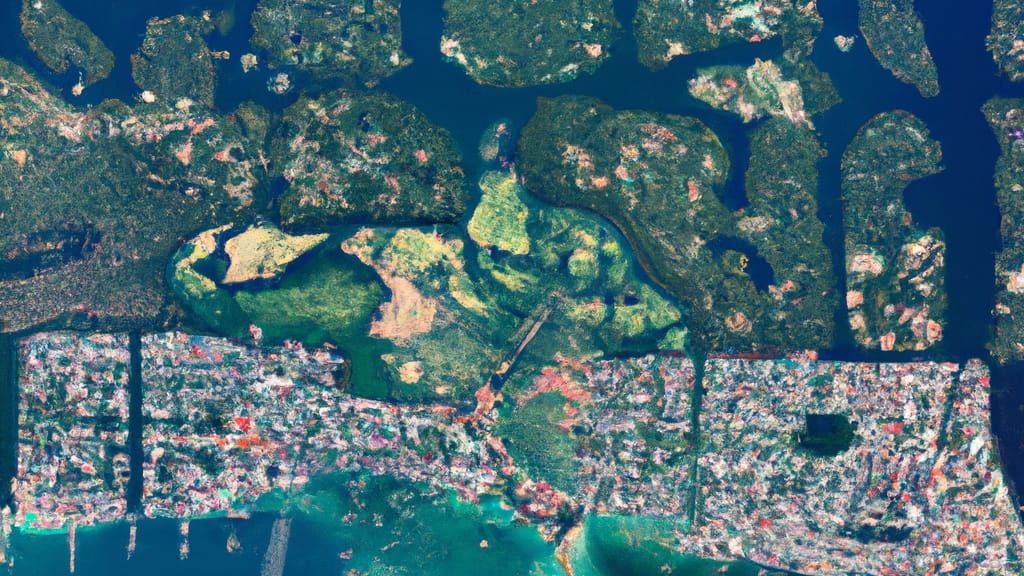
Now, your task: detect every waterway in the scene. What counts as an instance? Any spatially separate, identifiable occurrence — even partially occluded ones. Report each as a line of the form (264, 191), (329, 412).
(0, 0), (1023, 575)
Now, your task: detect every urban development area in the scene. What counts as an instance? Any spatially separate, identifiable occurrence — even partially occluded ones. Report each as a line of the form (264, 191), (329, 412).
(10, 333), (1024, 575)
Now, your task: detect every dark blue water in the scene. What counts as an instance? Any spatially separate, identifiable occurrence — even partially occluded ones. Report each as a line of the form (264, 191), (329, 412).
(2, 0), (1024, 574)
(810, 0), (1024, 508)
(812, 0), (1012, 361)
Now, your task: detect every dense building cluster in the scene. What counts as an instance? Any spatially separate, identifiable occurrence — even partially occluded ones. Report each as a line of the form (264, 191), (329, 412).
(684, 359), (1023, 575)
(509, 355), (1024, 574)
(506, 355), (695, 521)
(16, 333), (130, 531)
(11, 332), (1024, 574)
(141, 332), (496, 518)
(15, 332), (504, 529)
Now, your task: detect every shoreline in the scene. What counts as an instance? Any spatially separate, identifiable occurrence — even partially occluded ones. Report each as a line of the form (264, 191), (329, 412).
(8, 330), (1024, 574)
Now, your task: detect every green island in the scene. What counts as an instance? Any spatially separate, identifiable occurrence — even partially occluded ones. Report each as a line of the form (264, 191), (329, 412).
(841, 111), (946, 352)
(440, 0), (620, 87)
(985, 97), (1024, 364)
(517, 95), (836, 353)
(988, 0), (1024, 83)
(250, 0), (410, 88)
(858, 0), (939, 97)
(19, 0), (113, 92)
(131, 14), (219, 108)
(273, 89), (467, 229)
(632, 0), (822, 70)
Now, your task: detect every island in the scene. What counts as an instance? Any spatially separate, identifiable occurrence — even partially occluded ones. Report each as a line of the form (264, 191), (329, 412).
(250, 0), (410, 87)
(858, 0), (939, 97)
(632, 0), (822, 70)
(986, 97), (1024, 364)
(988, 0), (1024, 83)
(19, 0), (114, 93)
(841, 111), (946, 351)
(440, 0), (619, 87)
(518, 95), (837, 353)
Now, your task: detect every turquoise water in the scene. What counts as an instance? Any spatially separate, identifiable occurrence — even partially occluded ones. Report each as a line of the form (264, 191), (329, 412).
(1, 0), (1024, 574)
(9, 496), (767, 576)
(574, 516), (760, 576)
(9, 478), (566, 576)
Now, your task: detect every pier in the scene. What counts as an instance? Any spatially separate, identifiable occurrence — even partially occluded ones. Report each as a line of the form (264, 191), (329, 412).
(259, 518), (291, 576)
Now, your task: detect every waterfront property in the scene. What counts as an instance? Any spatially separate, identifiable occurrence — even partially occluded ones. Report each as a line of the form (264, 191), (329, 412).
(9, 332), (1024, 575)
